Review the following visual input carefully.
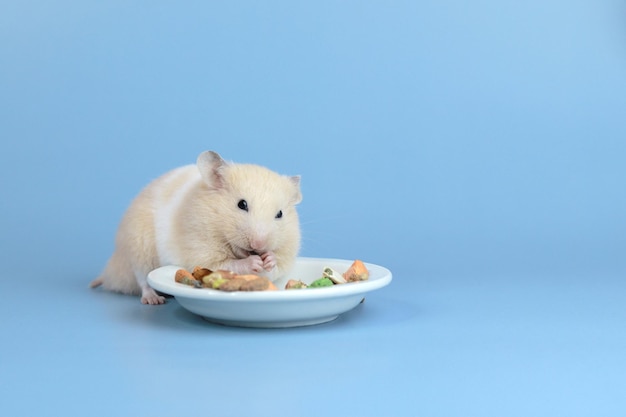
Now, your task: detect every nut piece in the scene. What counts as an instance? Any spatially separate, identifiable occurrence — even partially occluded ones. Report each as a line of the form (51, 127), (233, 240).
(219, 278), (248, 292)
(192, 266), (212, 280)
(239, 277), (271, 291)
(236, 275), (278, 291)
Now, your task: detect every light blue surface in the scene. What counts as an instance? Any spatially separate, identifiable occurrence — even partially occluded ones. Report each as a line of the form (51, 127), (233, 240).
(1, 1), (625, 416)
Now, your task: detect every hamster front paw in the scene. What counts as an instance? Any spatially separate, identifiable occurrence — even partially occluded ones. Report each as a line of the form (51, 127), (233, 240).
(260, 251), (276, 271)
(246, 254), (266, 273)
(223, 253), (276, 274)
(226, 254), (264, 274)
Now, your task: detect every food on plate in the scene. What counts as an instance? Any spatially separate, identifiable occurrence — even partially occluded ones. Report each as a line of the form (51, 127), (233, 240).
(322, 267), (347, 284)
(201, 270), (237, 289)
(173, 259), (369, 292)
(308, 277), (334, 288)
(175, 267), (277, 292)
(239, 276), (278, 291)
(285, 279), (308, 289)
(174, 269), (202, 288)
(287, 260), (370, 290)
(342, 259), (369, 282)
(192, 266), (213, 281)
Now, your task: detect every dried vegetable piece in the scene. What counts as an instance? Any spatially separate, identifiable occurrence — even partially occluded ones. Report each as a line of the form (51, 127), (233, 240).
(342, 260), (369, 282)
(285, 279), (308, 289)
(309, 277), (334, 288)
(175, 269), (202, 287)
(322, 267), (347, 284)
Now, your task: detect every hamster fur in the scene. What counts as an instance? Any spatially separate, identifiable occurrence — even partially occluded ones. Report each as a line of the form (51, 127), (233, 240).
(90, 151), (302, 304)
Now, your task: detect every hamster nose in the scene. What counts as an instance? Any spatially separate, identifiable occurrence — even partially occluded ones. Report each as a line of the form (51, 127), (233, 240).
(250, 237), (268, 252)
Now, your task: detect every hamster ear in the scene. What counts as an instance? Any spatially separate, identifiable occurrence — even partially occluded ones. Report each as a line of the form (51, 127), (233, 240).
(197, 151), (228, 189)
(290, 175), (302, 204)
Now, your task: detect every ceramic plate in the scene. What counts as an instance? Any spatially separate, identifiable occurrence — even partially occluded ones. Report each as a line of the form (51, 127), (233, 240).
(147, 257), (392, 328)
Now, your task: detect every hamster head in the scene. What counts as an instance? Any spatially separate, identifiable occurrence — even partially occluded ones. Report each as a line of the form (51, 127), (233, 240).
(196, 151), (302, 259)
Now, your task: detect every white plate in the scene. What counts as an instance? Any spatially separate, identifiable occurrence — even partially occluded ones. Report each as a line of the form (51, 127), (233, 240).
(147, 257), (392, 328)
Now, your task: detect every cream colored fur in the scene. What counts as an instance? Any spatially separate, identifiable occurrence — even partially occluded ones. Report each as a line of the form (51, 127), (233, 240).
(91, 151), (302, 304)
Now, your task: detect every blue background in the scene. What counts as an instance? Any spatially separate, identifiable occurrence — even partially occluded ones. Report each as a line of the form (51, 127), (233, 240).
(1, 1), (625, 416)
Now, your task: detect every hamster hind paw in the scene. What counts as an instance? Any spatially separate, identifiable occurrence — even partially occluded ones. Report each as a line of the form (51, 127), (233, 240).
(140, 287), (166, 305)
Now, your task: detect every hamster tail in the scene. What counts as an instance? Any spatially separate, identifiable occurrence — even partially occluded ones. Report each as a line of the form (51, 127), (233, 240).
(89, 276), (104, 289)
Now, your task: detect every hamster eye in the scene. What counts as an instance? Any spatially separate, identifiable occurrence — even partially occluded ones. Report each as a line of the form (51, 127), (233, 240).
(275, 210), (283, 219)
(238, 199), (248, 212)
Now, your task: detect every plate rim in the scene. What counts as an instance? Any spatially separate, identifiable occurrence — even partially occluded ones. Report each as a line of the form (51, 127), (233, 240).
(147, 256), (392, 303)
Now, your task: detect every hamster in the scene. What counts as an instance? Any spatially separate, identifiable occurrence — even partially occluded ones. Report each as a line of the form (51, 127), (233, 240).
(90, 151), (302, 304)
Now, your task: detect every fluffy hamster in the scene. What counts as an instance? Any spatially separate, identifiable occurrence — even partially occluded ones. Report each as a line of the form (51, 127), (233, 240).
(90, 151), (302, 304)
